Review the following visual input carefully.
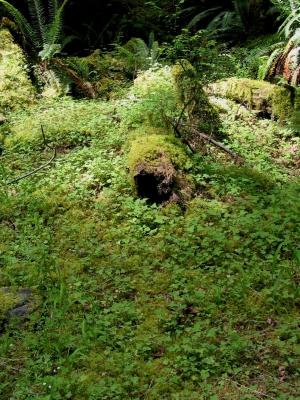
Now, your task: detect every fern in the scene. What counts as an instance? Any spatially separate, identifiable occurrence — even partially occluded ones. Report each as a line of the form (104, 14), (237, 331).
(28, 0), (46, 46)
(115, 34), (162, 76)
(46, 0), (69, 46)
(0, 0), (37, 46)
(0, 0), (70, 59)
(186, 0), (252, 39)
(263, 48), (283, 79)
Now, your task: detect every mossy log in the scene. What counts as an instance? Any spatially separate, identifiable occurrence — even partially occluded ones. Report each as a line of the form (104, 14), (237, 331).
(128, 133), (192, 203)
(207, 78), (294, 121)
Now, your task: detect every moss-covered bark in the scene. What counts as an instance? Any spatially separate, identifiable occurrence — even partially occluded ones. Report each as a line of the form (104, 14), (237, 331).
(128, 132), (192, 203)
(208, 78), (294, 121)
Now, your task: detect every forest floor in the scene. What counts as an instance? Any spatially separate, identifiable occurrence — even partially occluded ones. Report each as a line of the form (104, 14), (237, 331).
(0, 76), (300, 399)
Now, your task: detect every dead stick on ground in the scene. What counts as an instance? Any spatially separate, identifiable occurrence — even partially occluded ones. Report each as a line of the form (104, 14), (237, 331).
(7, 125), (57, 185)
(173, 121), (244, 162)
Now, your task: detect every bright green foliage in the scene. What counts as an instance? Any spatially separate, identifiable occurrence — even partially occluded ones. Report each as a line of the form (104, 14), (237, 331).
(1, 98), (120, 150)
(0, 29), (35, 112)
(165, 30), (239, 84)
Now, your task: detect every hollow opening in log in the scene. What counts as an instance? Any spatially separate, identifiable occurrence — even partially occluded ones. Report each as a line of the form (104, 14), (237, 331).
(134, 170), (174, 204)
(255, 110), (272, 119)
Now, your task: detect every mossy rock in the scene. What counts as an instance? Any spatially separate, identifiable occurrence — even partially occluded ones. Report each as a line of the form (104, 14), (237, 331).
(0, 290), (20, 321)
(0, 288), (37, 329)
(128, 133), (192, 203)
(0, 29), (35, 112)
(208, 78), (294, 121)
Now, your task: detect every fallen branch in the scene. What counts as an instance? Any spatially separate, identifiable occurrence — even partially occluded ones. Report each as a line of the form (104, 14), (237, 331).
(51, 58), (96, 99)
(173, 121), (244, 163)
(7, 126), (56, 185)
(172, 121), (196, 154)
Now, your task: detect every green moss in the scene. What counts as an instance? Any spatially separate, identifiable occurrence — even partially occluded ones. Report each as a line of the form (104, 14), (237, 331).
(0, 290), (20, 321)
(0, 29), (35, 113)
(127, 133), (188, 178)
(3, 98), (119, 150)
(209, 78), (294, 121)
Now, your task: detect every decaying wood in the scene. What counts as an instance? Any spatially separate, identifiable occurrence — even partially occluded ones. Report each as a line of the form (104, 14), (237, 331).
(51, 58), (96, 99)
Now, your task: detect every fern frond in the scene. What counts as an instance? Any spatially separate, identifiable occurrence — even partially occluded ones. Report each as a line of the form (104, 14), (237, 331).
(48, 0), (58, 20)
(0, 0), (38, 46)
(187, 7), (222, 29)
(65, 57), (90, 80)
(46, 0), (69, 45)
(264, 47), (283, 79)
(232, 0), (250, 27)
(279, 7), (300, 38)
(27, 0), (46, 46)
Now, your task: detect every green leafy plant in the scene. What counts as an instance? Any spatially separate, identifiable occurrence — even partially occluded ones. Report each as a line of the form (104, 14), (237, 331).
(165, 30), (237, 83)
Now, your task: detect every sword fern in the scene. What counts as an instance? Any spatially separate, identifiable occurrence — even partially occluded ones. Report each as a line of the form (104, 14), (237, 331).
(0, 0), (70, 59)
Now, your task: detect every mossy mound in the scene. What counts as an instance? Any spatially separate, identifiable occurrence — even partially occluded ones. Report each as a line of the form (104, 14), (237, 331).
(208, 78), (294, 121)
(64, 51), (129, 99)
(128, 133), (192, 203)
(0, 29), (35, 113)
(128, 133), (188, 173)
(2, 98), (119, 150)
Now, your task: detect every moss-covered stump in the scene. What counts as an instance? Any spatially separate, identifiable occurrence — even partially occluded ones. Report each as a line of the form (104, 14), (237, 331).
(207, 78), (294, 121)
(0, 29), (35, 113)
(128, 133), (192, 203)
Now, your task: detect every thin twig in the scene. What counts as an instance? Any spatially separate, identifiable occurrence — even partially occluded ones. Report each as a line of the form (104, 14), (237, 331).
(7, 125), (56, 185)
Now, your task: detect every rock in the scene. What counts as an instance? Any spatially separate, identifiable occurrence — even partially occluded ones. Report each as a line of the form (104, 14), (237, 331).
(207, 78), (294, 122)
(0, 287), (37, 332)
